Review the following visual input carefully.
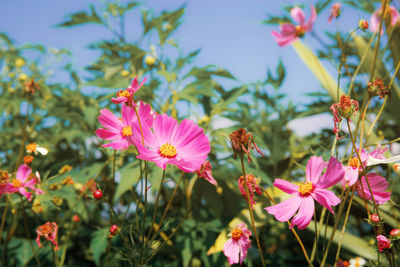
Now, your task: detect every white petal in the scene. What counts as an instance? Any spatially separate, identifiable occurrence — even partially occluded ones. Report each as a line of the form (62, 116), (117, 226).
(36, 147), (48, 156)
(366, 155), (400, 166)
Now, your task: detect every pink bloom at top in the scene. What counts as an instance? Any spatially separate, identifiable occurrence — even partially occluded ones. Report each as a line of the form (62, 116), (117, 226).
(371, 5), (399, 34)
(95, 101), (153, 150)
(238, 174), (262, 208)
(7, 164), (44, 201)
(376, 235), (391, 252)
(266, 156), (344, 229)
(111, 77), (146, 106)
(223, 223), (252, 265)
(328, 3), (341, 23)
(132, 113), (211, 172)
(196, 161), (217, 186)
(356, 173), (391, 204)
(36, 222), (59, 251)
(272, 5), (317, 47)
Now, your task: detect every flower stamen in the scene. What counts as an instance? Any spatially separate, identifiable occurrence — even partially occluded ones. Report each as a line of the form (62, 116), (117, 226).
(122, 126), (133, 137)
(159, 143), (177, 158)
(298, 181), (314, 196)
(231, 228), (243, 241)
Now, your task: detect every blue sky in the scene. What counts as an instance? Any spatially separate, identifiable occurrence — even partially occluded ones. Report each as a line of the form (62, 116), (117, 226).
(0, 0), (373, 106)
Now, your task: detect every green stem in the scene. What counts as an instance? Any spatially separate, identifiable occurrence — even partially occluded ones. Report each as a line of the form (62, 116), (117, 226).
(333, 185), (356, 267)
(146, 169), (166, 241)
(320, 190), (348, 266)
(150, 173), (184, 244)
(240, 154), (266, 267)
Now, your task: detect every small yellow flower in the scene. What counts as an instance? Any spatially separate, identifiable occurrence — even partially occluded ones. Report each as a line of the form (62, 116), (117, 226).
(49, 184), (61, 191)
(19, 73), (28, 81)
(62, 176), (74, 186)
(32, 199), (43, 213)
(52, 197), (63, 206)
(15, 58), (25, 68)
(199, 116), (210, 124)
(120, 69), (130, 77)
(145, 55), (156, 66)
(59, 165), (72, 174)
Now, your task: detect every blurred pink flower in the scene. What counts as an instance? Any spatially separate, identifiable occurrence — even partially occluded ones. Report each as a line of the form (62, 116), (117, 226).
(223, 223), (252, 265)
(196, 161), (217, 186)
(238, 174), (262, 208)
(36, 222), (59, 251)
(7, 164), (43, 201)
(357, 173), (391, 204)
(95, 101), (153, 150)
(111, 77), (146, 106)
(272, 5), (317, 47)
(266, 156), (344, 229)
(328, 3), (341, 23)
(133, 114), (211, 172)
(371, 5), (399, 34)
(377, 235), (391, 252)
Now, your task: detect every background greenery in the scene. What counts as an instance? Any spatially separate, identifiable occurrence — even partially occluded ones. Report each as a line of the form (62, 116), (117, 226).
(0, 0), (399, 266)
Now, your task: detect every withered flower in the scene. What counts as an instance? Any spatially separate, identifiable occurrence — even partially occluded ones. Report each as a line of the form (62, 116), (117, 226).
(229, 128), (264, 163)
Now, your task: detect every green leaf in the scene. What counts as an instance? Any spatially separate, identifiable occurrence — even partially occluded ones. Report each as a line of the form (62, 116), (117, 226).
(113, 162), (140, 202)
(306, 222), (377, 260)
(292, 40), (344, 99)
(90, 228), (109, 265)
(57, 5), (103, 27)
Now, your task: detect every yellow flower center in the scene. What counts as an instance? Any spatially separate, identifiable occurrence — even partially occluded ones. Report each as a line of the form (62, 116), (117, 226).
(349, 157), (359, 169)
(298, 181), (314, 196)
(231, 228), (243, 241)
(122, 126), (133, 137)
(117, 89), (131, 98)
(295, 25), (305, 37)
(12, 179), (22, 188)
(159, 143), (177, 158)
(39, 224), (52, 235)
(26, 142), (37, 153)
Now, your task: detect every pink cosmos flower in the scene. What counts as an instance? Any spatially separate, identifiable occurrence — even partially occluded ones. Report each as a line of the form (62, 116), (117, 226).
(328, 3), (341, 23)
(95, 101), (153, 150)
(133, 113), (211, 173)
(36, 221), (59, 251)
(377, 235), (391, 252)
(342, 147), (387, 188)
(196, 161), (217, 186)
(238, 174), (262, 208)
(111, 77), (146, 106)
(371, 5), (399, 34)
(272, 5), (317, 47)
(223, 223), (252, 265)
(266, 156), (344, 229)
(7, 164), (44, 201)
(357, 173), (391, 204)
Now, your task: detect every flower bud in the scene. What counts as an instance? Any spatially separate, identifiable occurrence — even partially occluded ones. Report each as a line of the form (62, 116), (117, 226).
(110, 224), (119, 235)
(72, 215), (80, 223)
(145, 55), (156, 66)
(390, 228), (400, 238)
(370, 213), (380, 223)
(93, 189), (103, 200)
(359, 19), (369, 31)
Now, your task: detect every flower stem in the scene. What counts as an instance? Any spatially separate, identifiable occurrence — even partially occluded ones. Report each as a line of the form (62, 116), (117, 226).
(320, 190), (348, 267)
(146, 169), (166, 240)
(149, 172), (184, 244)
(240, 155), (266, 267)
(261, 187), (312, 266)
(333, 185), (356, 267)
